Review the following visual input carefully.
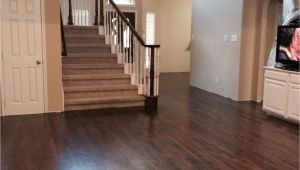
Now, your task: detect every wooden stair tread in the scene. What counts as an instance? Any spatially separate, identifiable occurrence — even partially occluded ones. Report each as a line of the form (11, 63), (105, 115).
(64, 84), (138, 92)
(62, 64), (123, 69)
(65, 34), (105, 38)
(65, 53), (117, 58)
(67, 44), (111, 48)
(64, 102), (144, 111)
(65, 95), (145, 105)
(63, 74), (130, 80)
(64, 25), (98, 30)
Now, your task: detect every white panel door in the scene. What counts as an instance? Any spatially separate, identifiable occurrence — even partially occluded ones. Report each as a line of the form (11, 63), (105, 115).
(1, 0), (44, 115)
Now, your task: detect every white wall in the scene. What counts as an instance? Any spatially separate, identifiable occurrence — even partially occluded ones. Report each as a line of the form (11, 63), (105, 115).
(190, 0), (243, 100)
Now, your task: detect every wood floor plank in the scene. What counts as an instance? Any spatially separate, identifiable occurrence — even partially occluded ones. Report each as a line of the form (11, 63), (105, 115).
(1, 73), (299, 170)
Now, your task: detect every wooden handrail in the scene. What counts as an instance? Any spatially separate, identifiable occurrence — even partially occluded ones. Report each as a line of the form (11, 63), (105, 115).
(108, 0), (160, 48)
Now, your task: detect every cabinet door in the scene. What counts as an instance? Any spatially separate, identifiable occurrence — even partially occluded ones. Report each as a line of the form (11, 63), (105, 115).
(287, 84), (300, 121)
(263, 79), (288, 116)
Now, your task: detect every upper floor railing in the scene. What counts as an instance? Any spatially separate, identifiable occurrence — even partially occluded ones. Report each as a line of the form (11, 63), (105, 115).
(60, 0), (160, 110)
(61, 0), (103, 26)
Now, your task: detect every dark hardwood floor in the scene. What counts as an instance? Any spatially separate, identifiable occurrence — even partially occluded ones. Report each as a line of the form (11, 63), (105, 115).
(1, 73), (299, 170)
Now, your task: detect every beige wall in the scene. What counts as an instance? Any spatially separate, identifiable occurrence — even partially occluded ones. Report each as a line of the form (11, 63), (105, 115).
(238, 0), (282, 101)
(142, 0), (192, 73)
(135, 0), (143, 34)
(256, 0), (281, 101)
(238, 0), (264, 101)
(156, 0), (192, 73)
(44, 0), (63, 112)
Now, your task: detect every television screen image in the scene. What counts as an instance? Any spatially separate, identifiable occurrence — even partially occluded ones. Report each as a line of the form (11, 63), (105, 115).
(276, 26), (300, 65)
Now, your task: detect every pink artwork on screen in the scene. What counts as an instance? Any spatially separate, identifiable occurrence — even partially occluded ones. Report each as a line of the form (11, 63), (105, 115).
(290, 28), (300, 61)
(279, 28), (300, 61)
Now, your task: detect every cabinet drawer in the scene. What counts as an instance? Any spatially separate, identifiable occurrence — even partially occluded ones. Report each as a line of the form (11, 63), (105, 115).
(265, 70), (289, 82)
(290, 74), (300, 85)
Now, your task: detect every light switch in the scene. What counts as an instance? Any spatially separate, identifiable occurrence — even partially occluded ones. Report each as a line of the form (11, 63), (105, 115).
(231, 34), (238, 42)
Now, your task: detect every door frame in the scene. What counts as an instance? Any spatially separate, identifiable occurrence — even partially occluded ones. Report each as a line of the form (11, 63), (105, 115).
(0, 0), (3, 116)
(121, 9), (137, 30)
(0, 0), (48, 116)
(40, 0), (48, 113)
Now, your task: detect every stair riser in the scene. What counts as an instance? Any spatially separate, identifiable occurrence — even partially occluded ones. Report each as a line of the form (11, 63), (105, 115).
(65, 102), (144, 111)
(63, 68), (124, 75)
(67, 47), (111, 54)
(64, 29), (98, 35)
(65, 90), (138, 99)
(63, 79), (131, 86)
(62, 58), (117, 64)
(66, 38), (105, 44)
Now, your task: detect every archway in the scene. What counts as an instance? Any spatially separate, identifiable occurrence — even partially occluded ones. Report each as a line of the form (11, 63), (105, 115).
(256, 0), (282, 102)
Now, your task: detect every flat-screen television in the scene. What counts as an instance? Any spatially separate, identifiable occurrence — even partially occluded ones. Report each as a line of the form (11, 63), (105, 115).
(276, 25), (300, 70)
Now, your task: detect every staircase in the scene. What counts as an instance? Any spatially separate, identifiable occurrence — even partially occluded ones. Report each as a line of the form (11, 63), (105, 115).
(60, 0), (160, 112)
(62, 26), (145, 111)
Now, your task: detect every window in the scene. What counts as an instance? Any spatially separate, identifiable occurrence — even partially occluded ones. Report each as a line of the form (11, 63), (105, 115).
(113, 0), (135, 5)
(73, 10), (90, 26)
(145, 12), (155, 68)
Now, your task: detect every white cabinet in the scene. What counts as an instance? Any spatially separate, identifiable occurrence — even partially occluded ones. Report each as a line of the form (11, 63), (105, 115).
(263, 79), (288, 116)
(263, 67), (300, 123)
(287, 83), (300, 120)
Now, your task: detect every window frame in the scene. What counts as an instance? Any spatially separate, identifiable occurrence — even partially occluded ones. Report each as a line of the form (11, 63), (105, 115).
(112, 0), (135, 6)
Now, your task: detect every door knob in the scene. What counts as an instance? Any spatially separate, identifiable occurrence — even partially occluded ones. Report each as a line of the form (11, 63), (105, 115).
(36, 60), (42, 65)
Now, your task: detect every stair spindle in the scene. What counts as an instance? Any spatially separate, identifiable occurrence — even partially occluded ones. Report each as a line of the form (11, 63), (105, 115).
(100, 0), (104, 25)
(94, 0), (99, 25)
(60, 9), (67, 56)
(67, 0), (74, 25)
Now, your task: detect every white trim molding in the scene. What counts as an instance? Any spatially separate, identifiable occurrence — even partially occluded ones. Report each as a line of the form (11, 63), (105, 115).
(41, 0), (49, 113)
(0, 0), (3, 116)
